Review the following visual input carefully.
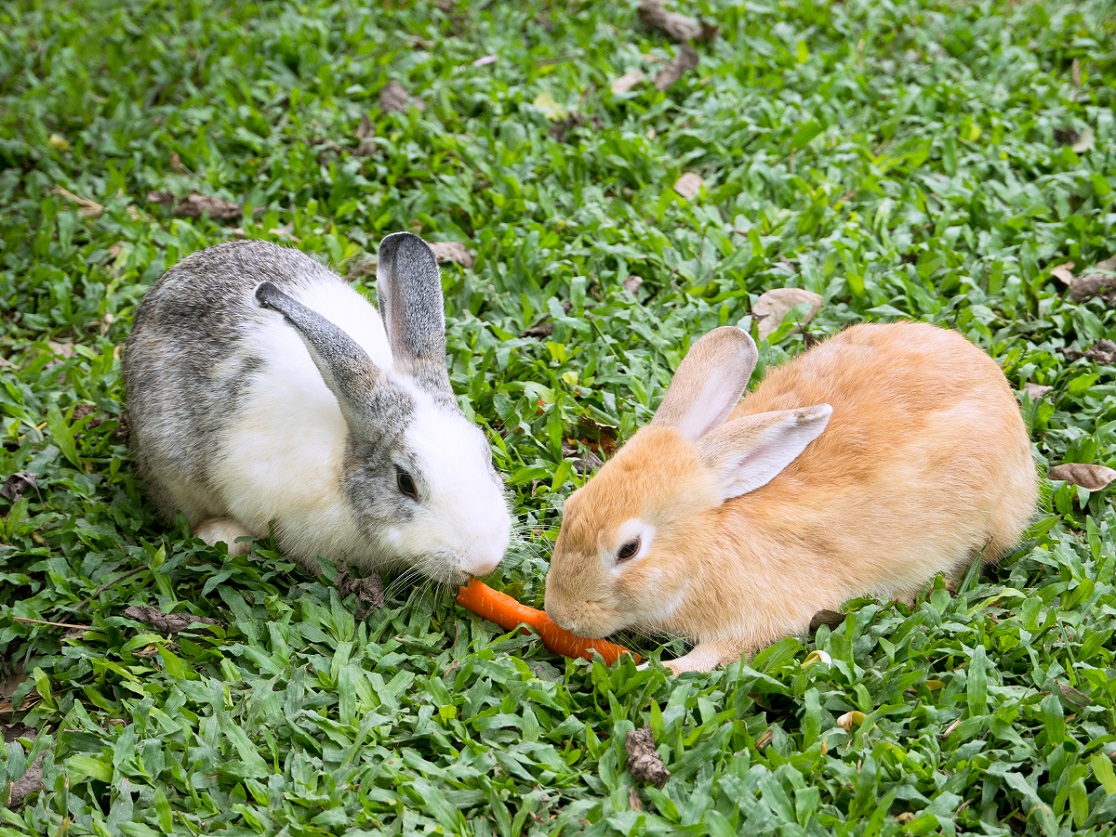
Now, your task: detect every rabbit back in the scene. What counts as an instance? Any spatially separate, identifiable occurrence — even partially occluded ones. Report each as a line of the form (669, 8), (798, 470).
(731, 321), (1036, 600)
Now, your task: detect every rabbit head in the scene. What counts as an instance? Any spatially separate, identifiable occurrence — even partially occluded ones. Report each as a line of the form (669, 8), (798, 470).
(544, 327), (830, 639)
(255, 232), (511, 583)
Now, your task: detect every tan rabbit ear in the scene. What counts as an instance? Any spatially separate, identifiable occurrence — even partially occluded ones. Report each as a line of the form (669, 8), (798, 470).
(652, 327), (759, 442)
(696, 404), (832, 502)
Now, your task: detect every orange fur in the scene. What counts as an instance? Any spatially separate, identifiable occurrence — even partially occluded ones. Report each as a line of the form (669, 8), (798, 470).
(544, 322), (1037, 673)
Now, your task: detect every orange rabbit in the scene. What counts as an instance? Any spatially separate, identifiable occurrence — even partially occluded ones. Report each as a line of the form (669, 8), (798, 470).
(543, 322), (1037, 673)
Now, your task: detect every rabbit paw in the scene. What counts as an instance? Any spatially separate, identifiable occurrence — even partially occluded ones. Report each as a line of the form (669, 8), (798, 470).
(195, 517), (254, 556)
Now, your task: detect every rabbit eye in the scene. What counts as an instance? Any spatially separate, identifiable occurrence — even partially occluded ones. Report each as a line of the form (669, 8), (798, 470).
(396, 467), (419, 501)
(617, 537), (641, 562)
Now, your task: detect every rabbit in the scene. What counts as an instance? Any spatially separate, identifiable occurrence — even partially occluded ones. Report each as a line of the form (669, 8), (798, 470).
(123, 232), (512, 584)
(543, 322), (1037, 673)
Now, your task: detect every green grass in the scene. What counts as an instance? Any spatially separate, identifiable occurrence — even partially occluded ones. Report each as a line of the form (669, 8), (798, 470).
(2, 0), (1116, 833)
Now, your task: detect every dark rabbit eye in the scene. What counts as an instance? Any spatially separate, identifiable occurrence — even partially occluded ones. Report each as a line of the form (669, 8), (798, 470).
(396, 467), (419, 501)
(617, 537), (640, 561)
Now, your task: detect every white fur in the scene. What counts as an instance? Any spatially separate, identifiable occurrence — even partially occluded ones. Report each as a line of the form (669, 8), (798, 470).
(210, 277), (510, 576)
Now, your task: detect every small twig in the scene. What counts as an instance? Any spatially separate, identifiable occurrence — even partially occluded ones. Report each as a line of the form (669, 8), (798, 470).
(72, 566), (145, 611)
(12, 616), (92, 631)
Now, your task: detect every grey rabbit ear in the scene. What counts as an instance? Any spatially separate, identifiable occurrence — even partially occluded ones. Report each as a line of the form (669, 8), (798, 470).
(376, 232), (455, 401)
(255, 282), (383, 427)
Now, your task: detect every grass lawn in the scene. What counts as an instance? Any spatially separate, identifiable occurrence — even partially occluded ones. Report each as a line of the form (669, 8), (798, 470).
(3, 0), (1116, 833)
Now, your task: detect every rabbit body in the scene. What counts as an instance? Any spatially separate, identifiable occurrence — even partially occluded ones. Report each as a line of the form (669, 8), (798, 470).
(124, 236), (511, 582)
(544, 322), (1036, 672)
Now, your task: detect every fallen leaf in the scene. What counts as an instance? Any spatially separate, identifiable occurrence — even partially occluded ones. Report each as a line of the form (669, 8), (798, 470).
(380, 80), (424, 114)
(1050, 261), (1075, 285)
(752, 287), (824, 340)
(472, 54), (498, 67)
(1, 472), (40, 503)
(1071, 127), (1095, 154)
(1067, 274), (1116, 303)
(1053, 128), (1080, 147)
(653, 43), (699, 91)
(334, 565), (384, 619)
(623, 275), (644, 293)
(1085, 339), (1116, 365)
(1071, 58), (1081, 88)
(50, 186), (104, 219)
(547, 112), (585, 143)
(532, 90), (570, 122)
(754, 727), (774, 749)
(837, 711), (865, 731)
(610, 69), (645, 95)
(1056, 680), (1093, 709)
(428, 241), (476, 268)
(637, 0), (718, 42)
(3, 753), (44, 809)
(1097, 256), (1116, 272)
(356, 114), (374, 139)
(522, 319), (554, 338)
(628, 786), (642, 810)
(1022, 383), (1053, 401)
(48, 133), (70, 151)
(147, 192), (243, 222)
(625, 725), (670, 787)
(809, 609), (845, 632)
(169, 152), (186, 173)
(562, 441), (603, 475)
(672, 171), (703, 199)
(1047, 463), (1116, 491)
(123, 605), (222, 633)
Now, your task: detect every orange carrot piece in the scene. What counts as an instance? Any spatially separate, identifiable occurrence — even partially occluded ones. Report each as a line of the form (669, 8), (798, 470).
(456, 579), (640, 665)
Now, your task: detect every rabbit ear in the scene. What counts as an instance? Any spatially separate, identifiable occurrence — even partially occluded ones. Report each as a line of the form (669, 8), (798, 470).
(376, 232), (454, 401)
(255, 282), (383, 428)
(652, 327), (759, 442)
(695, 404), (832, 502)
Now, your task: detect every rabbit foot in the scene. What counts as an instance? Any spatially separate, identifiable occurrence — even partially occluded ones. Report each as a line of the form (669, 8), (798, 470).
(195, 517), (254, 556)
(664, 640), (748, 674)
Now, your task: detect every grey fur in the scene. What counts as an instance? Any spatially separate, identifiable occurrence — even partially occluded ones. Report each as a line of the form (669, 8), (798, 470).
(122, 236), (510, 580)
(254, 281), (384, 433)
(376, 232), (455, 406)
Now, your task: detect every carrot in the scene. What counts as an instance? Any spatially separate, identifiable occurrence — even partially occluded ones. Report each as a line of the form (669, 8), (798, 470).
(456, 579), (640, 665)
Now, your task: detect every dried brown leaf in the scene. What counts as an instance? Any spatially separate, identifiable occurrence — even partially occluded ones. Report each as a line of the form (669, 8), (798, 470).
(1071, 58), (1081, 88)
(356, 114), (374, 139)
(380, 80), (424, 113)
(1050, 261), (1076, 285)
(809, 609), (845, 632)
(547, 112), (585, 143)
(754, 727), (775, 749)
(625, 725), (670, 787)
(672, 171), (703, 199)
(1067, 274), (1116, 303)
(428, 241), (476, 269)
(623, 275), (644, 293)
(1085, 339), (1116, 365)
(147, 192), (243, 222)
(334, 566), (384, 619)
(637, 0), (718, 42)
(522, 319), (554, 339)
(3, 753), (44, 809)
(752, 287), (824, 340)
(51, 186), (104, 218)
(1, 472), (39, 503)
(1022, 383), (1053, 401)
(124, 605), (222, 633)
(628, 786), (643, 811)
(169, 152), (186, 174)
(653, 43), (699, 91)
(610, 70), (645, 95)
(1096, 255), (1116, 272)
(1047, 463), (1116, 491)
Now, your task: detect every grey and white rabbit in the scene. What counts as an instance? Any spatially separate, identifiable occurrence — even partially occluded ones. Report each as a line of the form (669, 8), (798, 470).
(123, 232), (511, 583)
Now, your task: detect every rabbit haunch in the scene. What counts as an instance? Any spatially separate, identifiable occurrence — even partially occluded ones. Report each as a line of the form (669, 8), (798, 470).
(123, 236), (511, 583)
(544, 322), (1037, 673)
